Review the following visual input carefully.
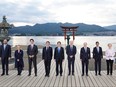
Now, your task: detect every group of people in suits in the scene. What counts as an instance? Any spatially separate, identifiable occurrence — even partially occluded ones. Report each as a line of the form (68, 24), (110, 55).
(0, 39), (115, 77)
(80, 41), (103, 76)
(80, 41), (115, 76)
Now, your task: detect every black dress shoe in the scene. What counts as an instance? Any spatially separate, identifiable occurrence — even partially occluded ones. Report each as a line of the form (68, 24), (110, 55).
(47, 75), (49, 77)
(68, 74), (70, 76)
(82, 74), (84, 76)
(99, 73), (101, 76)
(95, 74), (97, 76)
(60, 74), (62, 76)
(18, 74), (21, 76)
(72, 73), (74, 76)
(6, 74), (9, 75)
(86, 74), (88, 76)
(35, 74), (37, 76)
(1, 74), (5, 76)
(56, 74), (58, 76)
(28, 74), (31, 76)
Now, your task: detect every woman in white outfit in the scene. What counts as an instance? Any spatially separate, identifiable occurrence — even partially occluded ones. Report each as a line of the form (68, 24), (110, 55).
(105, 43), (115, 75)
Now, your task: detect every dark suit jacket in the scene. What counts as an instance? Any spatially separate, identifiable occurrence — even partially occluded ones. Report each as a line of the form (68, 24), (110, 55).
(0, 44), (11, 59)
(54, 47), (64, 61)
(93, 47), (103, 61)
(42, 46), (53, 60)
(80, 47), (91, 61)
(14, 50), (24, 68)
(66, 45), (77, 59)
(27, 44), (38, 58)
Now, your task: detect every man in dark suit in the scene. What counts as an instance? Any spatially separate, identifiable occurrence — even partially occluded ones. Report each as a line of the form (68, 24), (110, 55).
(66, 41), (77, 76)
(42, 41), (53, 77)
(80, 42), (91, 76)
(93, 41), (103, 76)
(0, 39), (11, 76)
(54, 41), (64, 76)
(27, 39), (38, 76)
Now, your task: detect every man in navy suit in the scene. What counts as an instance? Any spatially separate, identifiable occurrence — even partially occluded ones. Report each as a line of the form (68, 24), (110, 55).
(66, 41), (77, 76)
(80, 42), (91, 76)
(42, 41), (53, 77)
(54, 41), (64, 76)
(27, 39), (38, 76)
(93, 41), (103, 76)
(0, 39), (11, 76)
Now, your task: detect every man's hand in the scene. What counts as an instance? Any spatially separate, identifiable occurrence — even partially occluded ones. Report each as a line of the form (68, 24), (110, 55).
(9, 57), (11, 60)
(29, 55), (32, 58)
(32, 55), (34, 58)
(70, 55), (73, 58)
(17, 59), (19, 61)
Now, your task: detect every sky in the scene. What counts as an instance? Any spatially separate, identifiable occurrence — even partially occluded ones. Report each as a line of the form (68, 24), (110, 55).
(0, 0), (116, 26)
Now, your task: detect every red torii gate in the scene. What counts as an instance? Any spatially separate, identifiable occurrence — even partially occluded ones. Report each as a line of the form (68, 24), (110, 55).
(61, 26), (78, 45)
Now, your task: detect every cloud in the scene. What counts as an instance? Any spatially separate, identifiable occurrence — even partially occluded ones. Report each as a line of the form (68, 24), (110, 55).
(0, 0), (116, 26)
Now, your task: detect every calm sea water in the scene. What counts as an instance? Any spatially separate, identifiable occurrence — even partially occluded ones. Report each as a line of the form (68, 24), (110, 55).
(7, 36), (116, 51)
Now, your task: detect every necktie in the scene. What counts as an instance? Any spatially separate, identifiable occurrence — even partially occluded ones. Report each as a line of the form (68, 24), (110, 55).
(97, 47), (99, 52)
(70, 46), (73, 51)
(4, 44), (6, 50)
(31, 44), (34, 50)
(58, 47), (60, 53)
(46, 47), (49, 51)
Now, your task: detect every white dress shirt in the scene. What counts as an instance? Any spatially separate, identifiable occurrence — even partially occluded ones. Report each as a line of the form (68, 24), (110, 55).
(4, 44), (7, 50)
(96, 47), (99, 52)
(105, 48), (115, 60)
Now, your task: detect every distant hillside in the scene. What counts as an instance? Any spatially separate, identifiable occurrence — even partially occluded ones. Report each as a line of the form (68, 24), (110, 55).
(104, 25), (116, 30)
(9, 23), (108, 36)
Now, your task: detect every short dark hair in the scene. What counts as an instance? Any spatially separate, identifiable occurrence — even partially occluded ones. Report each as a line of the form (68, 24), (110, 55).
(30, 39), (34, 42)
(3, 38), (7, 41)
(96, 41), (99, 44)
(57, 41), (61, 44)
(46, 41), (50, 44)
(3, 39), (8, 42)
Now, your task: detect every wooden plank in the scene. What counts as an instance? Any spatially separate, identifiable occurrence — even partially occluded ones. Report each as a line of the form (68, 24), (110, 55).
(62, 59), (68, 87)
(49, 61), (57, 87)
(58, 59), (66, 87)
(102, 71), (116, 87)
(0, 70), (17, 86)
(45, 61), (56, 87)
(0, 51), (116, 87)
(75, 64), (81, 87)
(36, 60), (54, 86)
(18, 61), (43, 87)
(75, 53), (85, 87)
(26, 61), (44, 86)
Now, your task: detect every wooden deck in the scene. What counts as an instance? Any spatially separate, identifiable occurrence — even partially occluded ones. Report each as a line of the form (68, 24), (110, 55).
(0, 52), (116, 87)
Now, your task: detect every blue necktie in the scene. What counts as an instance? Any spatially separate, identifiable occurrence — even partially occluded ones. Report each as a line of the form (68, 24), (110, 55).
(58, 48), (60, 53)
(71, 47), (73, 51)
